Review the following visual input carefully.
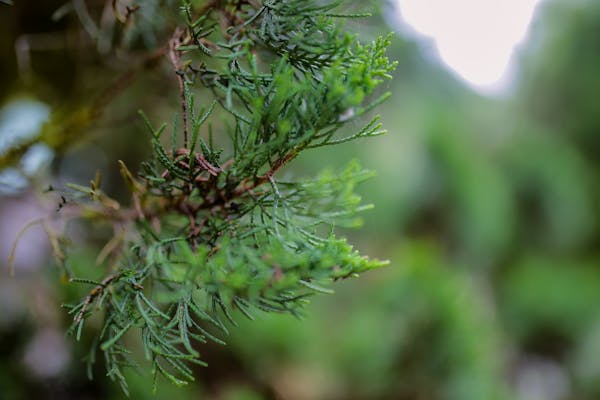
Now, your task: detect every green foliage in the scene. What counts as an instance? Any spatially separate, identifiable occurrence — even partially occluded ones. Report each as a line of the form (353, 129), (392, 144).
(228, 242), (509, 400)
(4, 0), (600, 398)
(26, 0), (397, 393)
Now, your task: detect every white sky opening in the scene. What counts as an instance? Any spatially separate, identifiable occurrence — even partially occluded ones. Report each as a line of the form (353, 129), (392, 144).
(394, 0), (544, 96)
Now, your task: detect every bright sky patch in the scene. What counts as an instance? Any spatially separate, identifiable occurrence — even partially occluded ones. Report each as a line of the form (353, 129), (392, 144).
(395, 0), (543, 95)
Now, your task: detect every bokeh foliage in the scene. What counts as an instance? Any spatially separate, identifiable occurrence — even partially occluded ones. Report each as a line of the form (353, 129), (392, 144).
(2, 0), (600, 399)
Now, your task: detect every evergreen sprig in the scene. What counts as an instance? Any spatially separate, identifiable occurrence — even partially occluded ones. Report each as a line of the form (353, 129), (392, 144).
(32, 0), (396, 393)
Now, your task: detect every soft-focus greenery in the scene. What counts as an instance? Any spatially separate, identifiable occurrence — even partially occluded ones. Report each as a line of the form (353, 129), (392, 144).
(1, 0), (600, 399)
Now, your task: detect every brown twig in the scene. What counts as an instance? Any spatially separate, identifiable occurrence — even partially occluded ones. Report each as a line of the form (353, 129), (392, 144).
(233, 150), (299, 197)
(74, 272), (122, 324)
(174, 147), (221, 176)
(169, 27), (190, 148)
(112, 0), (140, 24)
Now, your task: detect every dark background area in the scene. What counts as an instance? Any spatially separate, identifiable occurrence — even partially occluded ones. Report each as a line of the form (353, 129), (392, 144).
(1, 1), (600, 399)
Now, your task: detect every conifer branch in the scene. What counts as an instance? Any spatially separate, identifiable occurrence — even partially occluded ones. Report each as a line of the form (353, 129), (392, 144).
(168, 27), (190, 148)
(10, 0), (397, 392)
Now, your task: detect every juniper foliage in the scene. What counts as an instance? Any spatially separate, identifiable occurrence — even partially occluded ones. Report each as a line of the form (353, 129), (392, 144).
(30, 0), (396, 393)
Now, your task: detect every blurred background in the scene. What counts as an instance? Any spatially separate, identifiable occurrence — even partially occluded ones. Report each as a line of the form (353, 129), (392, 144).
(1, 0), (599, 399)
